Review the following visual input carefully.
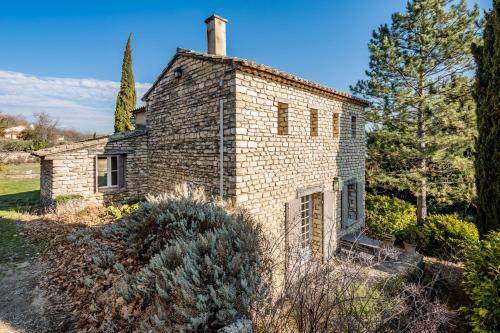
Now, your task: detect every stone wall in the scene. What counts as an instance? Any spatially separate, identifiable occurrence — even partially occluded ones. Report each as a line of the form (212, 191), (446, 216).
(232, 70), (366, 252)
(39, 132), (148, 208)
(144, 55), (237, 198)
(0, 151), (38, 164)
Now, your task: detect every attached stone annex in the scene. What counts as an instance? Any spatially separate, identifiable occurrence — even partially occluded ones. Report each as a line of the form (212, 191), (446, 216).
(33, 14), (368, 260)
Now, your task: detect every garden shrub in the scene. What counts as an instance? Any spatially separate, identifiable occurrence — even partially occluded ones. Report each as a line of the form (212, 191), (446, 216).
(419, 214), (479, 260)
(365, 193), (417, 238)
(0, 138), (33, 152)
(462, 231), (500, 332)
(106, 203), (139, 220)
(49, 185), (268, 332)
(0, 162), (8, 174)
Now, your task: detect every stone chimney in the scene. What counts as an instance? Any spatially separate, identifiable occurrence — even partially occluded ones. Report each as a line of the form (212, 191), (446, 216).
(205, 14), (227, 56)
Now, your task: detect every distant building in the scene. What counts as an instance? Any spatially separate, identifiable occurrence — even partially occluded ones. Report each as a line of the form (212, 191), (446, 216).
(3, 124), (33, 140)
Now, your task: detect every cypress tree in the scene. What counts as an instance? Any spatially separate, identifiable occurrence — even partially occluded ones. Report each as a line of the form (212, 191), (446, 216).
(352, 0), (480, 223)
(473, 0), (500, 234)
(114, 33), (136, 133)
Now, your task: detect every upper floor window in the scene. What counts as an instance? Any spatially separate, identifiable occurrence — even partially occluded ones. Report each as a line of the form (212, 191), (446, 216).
(310, 109), (318, 137)
(351, 116), (357, 138)
(97, 155), (122, 188)
(333, 113), (340, 138)
(278, 103), (289, 135)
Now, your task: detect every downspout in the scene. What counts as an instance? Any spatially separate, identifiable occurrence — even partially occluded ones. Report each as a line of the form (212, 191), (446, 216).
(219, 98), (224, 198)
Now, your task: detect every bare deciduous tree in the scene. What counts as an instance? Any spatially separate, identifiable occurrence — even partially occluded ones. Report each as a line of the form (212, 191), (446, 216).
(251, 225), (456, 333)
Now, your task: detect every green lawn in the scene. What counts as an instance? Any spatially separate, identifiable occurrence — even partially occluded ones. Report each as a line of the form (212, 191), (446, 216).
(0, 163), (45, 271)
(0, 162), (40, 215)
(3, 162), (40, 174)
(0, 178), (40, 213)
(0, 217), (48, 268)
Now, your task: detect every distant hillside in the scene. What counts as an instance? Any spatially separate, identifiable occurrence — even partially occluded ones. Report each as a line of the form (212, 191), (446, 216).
(1, 112), (94, 145)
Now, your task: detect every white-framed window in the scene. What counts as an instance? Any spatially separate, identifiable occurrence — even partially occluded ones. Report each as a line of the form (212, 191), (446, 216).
(300, 195), (313, 251)
(97, 155), (119, 188)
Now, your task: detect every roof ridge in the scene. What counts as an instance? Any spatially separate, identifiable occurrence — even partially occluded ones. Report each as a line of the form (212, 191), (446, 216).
(143, 49), (369, 106)
(31, 130), (147, 157)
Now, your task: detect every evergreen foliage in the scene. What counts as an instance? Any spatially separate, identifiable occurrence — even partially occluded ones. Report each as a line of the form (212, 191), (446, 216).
(418, 214), (479, 260)
(472, 0), (500, 234)
(352, 0), (480, 223)
(365, 193), (417, 238)
(462, 231), (500, 332)
(114, 34), (136, 133)
(0, 112), (7, 136)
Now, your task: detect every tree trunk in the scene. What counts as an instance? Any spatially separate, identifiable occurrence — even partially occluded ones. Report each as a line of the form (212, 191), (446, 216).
(417, 92), (427, 224)
(417, 178), (427, 224)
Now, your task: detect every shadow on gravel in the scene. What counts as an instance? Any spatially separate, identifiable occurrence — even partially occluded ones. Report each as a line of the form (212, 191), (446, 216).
(0, 262), (70, 333)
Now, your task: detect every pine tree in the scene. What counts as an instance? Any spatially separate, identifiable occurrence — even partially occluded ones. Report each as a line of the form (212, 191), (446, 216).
(473, 0), (500, 234)
(352, 0), (480, 223)
(114, 33), (136, 133)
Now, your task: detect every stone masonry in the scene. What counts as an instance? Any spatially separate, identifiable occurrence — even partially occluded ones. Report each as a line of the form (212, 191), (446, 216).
(34, 131), (148, 207)
(34, 16), (368, 262)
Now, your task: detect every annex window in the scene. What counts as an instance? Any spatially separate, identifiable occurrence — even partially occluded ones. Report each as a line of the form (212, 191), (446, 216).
(332, 113), (340, 138)
(97, 155), (121, 189)
(310, 109), (318, 137)
(278, 103), (289, 135)
(351, 116), (357, 138)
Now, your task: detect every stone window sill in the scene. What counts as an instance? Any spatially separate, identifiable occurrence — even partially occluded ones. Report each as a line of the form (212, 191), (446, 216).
(98, 186), (123, 193)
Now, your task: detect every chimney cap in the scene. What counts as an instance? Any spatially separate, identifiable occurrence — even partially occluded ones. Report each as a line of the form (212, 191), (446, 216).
(205, 14), (228, 24)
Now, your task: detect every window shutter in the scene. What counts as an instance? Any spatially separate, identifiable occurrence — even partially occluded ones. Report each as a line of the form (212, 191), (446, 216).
(118, 155), (126, 188)
(323, 190), (335, 261)
(341, 183), (348, 228)
(285, 198), (301, 272)
(356, 180), (364, 221)
(94, 156), (99, 193)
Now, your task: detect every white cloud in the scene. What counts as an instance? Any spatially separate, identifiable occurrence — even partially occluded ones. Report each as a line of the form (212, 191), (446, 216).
(0, 70), (151, 134)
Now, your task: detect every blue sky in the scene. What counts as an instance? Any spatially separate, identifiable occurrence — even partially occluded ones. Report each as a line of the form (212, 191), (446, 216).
(0, 0), (492, 133)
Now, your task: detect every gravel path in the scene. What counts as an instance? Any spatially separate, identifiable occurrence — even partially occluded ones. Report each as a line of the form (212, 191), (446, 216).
(0, 262), (68, 333)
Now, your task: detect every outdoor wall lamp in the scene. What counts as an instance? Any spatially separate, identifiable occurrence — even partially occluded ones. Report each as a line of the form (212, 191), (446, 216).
(174, 66), (183, 78)
(333, 177), (340, 191)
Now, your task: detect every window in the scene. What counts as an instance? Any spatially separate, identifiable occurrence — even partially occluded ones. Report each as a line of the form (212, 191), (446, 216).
(300, 195), (312, 251)
(310, 109), (318, 137)
(347, 182), (357, 220)
(97, 156), (119, 188)
(278, 103), (289, 135)
(342, 179), (361, 228)
(332, 113), (340, 138)
(351, 116), (357, 138)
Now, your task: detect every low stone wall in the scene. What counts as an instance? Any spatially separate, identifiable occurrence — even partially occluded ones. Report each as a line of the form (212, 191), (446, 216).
(0, 152), (38, 164)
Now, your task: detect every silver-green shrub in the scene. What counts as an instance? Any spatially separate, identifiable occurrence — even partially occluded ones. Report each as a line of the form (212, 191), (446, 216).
(93, 185), (269, 332)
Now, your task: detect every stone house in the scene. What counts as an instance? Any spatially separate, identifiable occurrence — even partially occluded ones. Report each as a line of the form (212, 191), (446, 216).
(4, 124), (33, 140)
(33, 15), (368, 260)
